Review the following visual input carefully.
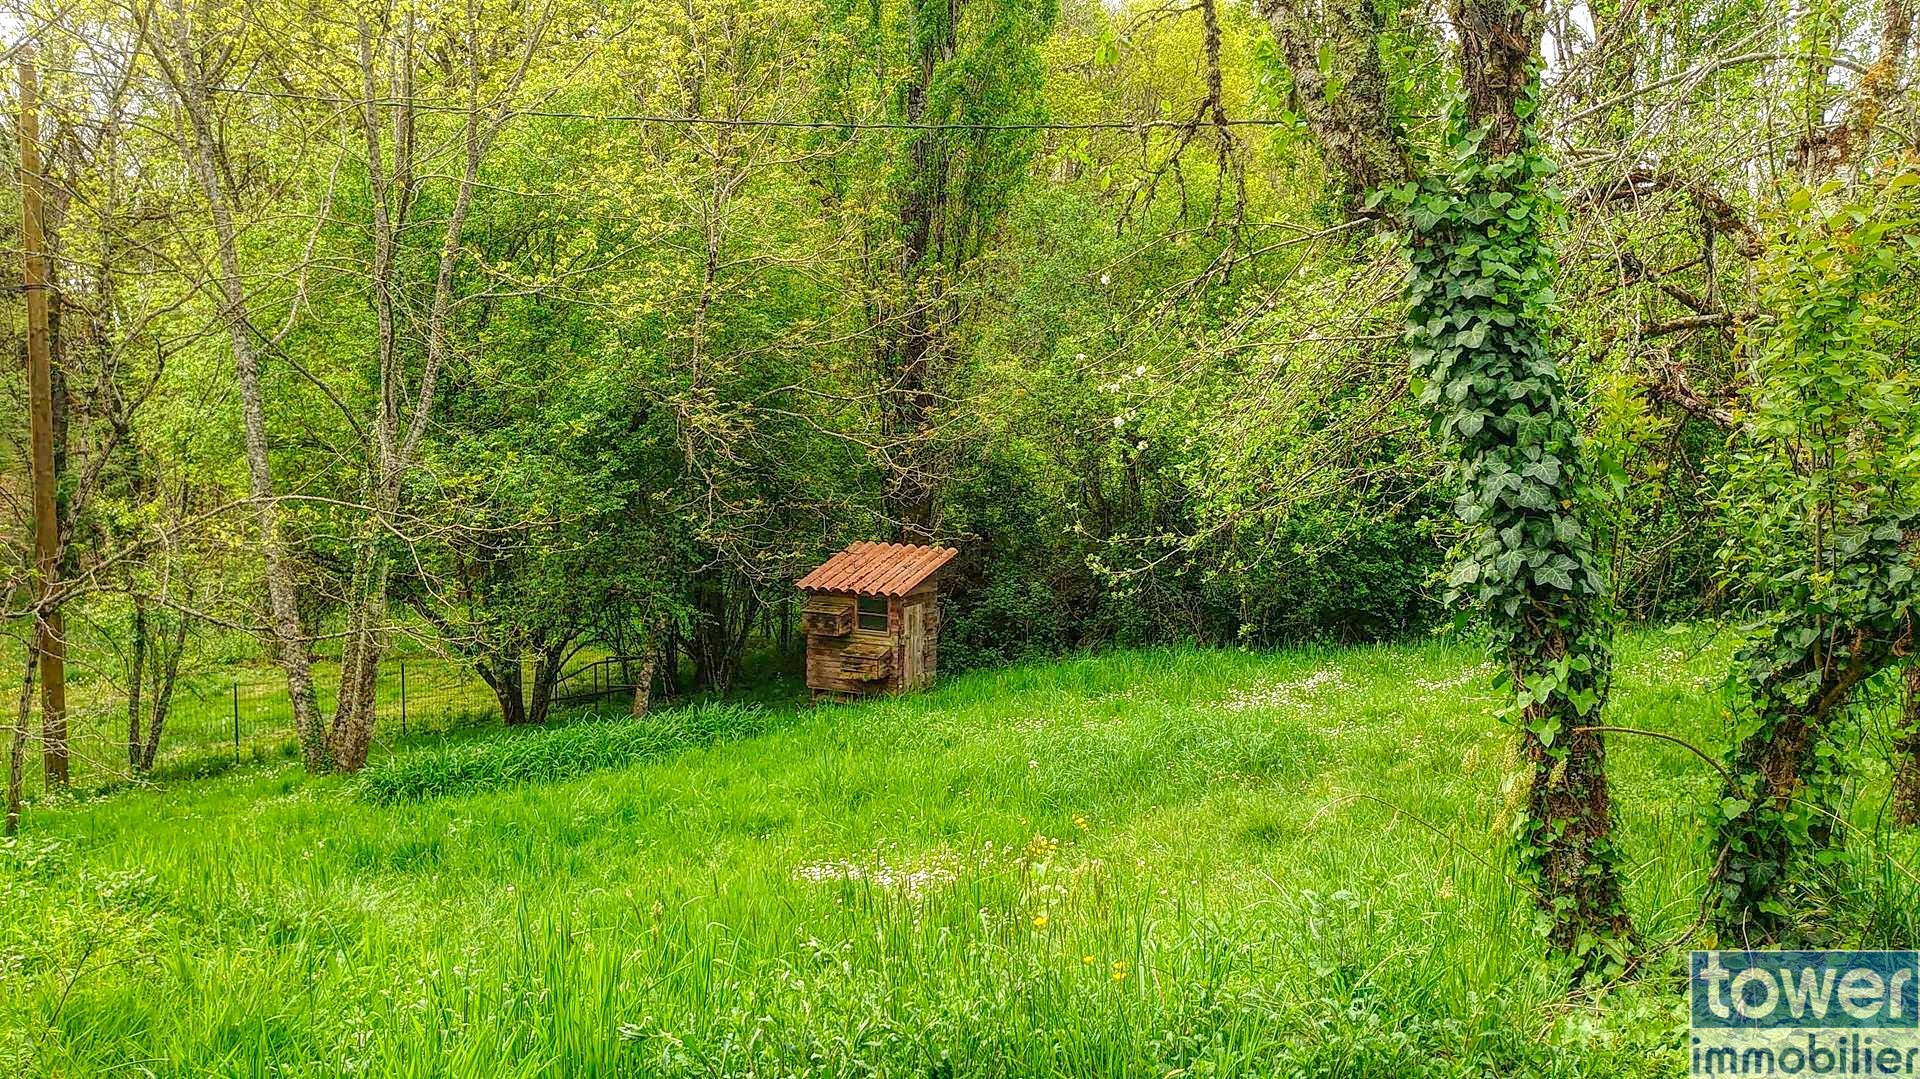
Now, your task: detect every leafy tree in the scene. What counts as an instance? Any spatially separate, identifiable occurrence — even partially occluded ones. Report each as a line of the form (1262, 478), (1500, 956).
(816, 0), (1057, 539)
(1707, 171), (1920, 942)
(1401, 4), (1634, 968)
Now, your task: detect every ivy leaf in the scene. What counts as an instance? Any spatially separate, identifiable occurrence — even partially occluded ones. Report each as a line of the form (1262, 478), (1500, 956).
(1521, 456), (1561, 485)
(1514, 481), (1554, 511)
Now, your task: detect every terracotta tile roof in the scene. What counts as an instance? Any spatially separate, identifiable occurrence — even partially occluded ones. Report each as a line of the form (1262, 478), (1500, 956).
(796, 542), (959, 597)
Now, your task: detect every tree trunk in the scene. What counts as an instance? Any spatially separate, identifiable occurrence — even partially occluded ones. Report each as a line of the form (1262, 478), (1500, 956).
(661, 633), (682, 698)
(329, 529), (390, 772)
(127, 596), (147, 772)
(877, 11), (957, 543)
(1454, 0), (1540, 158)
(159, 6), (325, 770)
(1254, 0), (1407, 208)
(630, 651), (658, 718)
(1795, 0), (1910, 177)
(330, 13), (405, 773)
(320, 8), (538, 774)
(527, 649), (562, 726)
(20, 55), (68, 789)
(1511, 629), (1631, 953)
(1892, 662), (1920, 828)
(7, 631), (38, 836)
(691, 576), (756, 694)
(1408, 0), (1632, 965)
(138, 609), (190, 773)
(1712, 619), (1896, 941)
(880, 290), (940, 541)
(484, 657), (528, 727)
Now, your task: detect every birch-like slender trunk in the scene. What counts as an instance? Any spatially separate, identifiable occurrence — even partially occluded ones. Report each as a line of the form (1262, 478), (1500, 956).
(157, 6), (326, 769)
(327, 1), (549, 771)
(126, 596), (146, 771)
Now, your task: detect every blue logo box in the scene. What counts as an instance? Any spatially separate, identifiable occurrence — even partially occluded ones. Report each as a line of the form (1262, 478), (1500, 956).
(1693, 952), (1920, 1030)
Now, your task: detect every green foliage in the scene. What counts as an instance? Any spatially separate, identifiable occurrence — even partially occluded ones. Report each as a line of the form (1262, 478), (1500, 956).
(354, 703), (774, 805)
(942, 572), (1078, 670)
(1402, 85), (1630, 962)
(1405, 124), (1602, 639)
(937, 432), (1440, 671)
(1212, 508), (1441, 646)
(1707, 169), (1920, 940)
(1717, 173), (1920, 605)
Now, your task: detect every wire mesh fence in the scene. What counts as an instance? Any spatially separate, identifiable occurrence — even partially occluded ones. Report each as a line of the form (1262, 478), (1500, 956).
(33, 650), (653, 791)
(178, 659), (503, 760)
(48, 657), (507, 783)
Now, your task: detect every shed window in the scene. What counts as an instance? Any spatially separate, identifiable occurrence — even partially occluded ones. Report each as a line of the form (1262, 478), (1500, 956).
(857, 596), (888, 632)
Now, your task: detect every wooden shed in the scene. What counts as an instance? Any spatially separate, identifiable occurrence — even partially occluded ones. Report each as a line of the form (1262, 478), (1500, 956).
(797, 542), (958, 701)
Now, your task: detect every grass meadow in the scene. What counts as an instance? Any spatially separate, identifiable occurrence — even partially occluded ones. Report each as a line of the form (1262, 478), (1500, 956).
(4, 628), (1918, 1076)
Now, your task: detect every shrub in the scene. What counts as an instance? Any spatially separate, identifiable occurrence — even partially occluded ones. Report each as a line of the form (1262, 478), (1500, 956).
(353, 703), (773, 804)
(1213, 508), (1442, 646)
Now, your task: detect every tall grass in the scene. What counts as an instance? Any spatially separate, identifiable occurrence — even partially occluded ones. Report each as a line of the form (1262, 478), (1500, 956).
(1, 629), (1911, 1076)
(355, 703), (775, 804)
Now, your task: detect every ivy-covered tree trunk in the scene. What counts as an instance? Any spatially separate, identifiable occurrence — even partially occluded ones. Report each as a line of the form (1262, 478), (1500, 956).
(1402, 0), (1632, 966)
(1714, 625), (1893, 940)
(1509, 615), (1630, 957)
(1710, 518), (1918, 940)
(1705, 170), (1920, 941)
(1896, 661), (1920, 828)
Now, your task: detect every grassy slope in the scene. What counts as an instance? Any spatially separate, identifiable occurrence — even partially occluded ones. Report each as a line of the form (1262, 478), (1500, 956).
(3, 629), (1915, 1076)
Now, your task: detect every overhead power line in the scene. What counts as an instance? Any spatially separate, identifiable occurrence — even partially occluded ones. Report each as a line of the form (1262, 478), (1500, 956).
(40, 61), (1295, 133)
(214, 82), (1300, 132)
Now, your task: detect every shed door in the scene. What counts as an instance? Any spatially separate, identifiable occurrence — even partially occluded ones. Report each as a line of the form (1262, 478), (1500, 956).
(903, 603), (925, 689)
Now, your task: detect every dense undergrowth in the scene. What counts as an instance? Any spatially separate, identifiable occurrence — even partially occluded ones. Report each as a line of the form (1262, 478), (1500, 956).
(4, 630), (1917, 1076)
